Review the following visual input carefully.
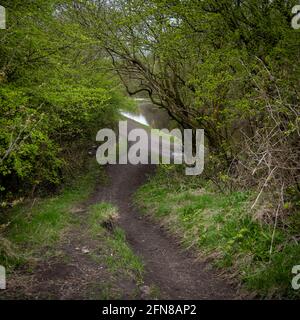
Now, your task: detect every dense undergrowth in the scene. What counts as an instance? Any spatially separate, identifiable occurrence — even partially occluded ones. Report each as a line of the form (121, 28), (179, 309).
(0, 1), (136, 274)
(0, 1), (134, 204)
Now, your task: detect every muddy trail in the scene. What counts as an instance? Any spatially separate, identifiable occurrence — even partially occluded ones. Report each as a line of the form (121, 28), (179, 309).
(94, 163), (237, 299)
(91, 119), (237, 300)
(1, 118), (238, 300)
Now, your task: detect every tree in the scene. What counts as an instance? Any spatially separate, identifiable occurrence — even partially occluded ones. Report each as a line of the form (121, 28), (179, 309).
(0, 0), (130, 201)
(69, 0), (300, 212)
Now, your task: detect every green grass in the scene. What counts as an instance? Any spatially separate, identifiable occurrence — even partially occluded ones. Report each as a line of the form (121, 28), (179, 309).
(87, 203), (144, 284)
(0, 159), (146, 299)
(135, 165), (300, 299)
(0, 160), (102, 269)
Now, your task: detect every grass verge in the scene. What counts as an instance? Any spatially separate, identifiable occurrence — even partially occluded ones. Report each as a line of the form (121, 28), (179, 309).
(0, 161), (146, 299)
(135, 165), (300, 299)
(87, 203), (144, 284)
(0, 160), (103, 270)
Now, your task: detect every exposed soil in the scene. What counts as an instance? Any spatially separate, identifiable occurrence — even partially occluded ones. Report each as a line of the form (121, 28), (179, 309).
(2, 208), (139, 300)
(1, 119), (240, 300)
(90, 119), (238, 300)
(92, 163), (237, 299)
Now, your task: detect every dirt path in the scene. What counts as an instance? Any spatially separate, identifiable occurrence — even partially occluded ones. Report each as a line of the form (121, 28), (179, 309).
(92, 163), (236, 299)
(2, 202), (140, 300)
(91, 119), (237, 300)
(2, 119), (238, 300)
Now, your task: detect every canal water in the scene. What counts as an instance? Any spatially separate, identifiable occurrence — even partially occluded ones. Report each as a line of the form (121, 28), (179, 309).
(119, 98), (205, 170)
(121, 98), (172, 130)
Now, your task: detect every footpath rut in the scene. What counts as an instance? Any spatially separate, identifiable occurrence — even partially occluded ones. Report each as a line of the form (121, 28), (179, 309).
(2, 119), (238, 300)
(93, 118), (237, 299)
